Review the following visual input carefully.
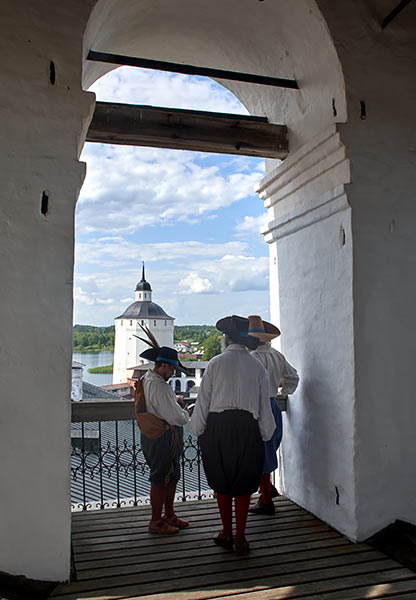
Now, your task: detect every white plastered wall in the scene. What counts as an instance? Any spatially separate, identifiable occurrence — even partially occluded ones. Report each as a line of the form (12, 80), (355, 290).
(0, 0), (95, 581)
(319, 0), (416, 539)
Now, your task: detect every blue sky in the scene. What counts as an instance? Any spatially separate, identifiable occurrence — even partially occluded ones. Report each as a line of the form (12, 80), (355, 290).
(74, 66), (270, 326)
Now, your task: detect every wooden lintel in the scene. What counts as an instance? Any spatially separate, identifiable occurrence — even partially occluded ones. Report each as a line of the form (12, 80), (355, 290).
(86, 101), (288, 159)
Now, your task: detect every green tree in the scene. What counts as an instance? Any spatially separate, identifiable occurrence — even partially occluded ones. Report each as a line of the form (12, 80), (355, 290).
(202, 333), (222, 360)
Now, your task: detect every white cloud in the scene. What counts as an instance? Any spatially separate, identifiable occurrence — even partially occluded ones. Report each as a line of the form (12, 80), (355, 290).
(75, 239), (248, 267)
(77, 144), (263, 235)
(90, 67), (248, 115)
(179, 272), (214, 294)
(235, 213), (268, 236)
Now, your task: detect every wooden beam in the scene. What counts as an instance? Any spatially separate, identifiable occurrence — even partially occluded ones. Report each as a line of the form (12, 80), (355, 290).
(86, 101), (288, 159)
(87, 50), (299, 90)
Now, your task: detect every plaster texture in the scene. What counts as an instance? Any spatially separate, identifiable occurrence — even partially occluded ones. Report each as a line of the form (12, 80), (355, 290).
(319, 0), (416, 540)
(0, 0), (95, 582)
(1, 0), (416, 582)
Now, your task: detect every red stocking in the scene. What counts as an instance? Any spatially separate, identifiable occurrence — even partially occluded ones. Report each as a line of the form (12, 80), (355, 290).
(235, 494), (250, 542)
(164, 482), (177, 518)
(216, 492), (233, 536)
(260, 473), (272, 504)
(150, 484), (165, 521)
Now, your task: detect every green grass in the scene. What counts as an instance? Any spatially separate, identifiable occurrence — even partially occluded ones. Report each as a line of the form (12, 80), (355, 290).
(88, 364), (113, 374)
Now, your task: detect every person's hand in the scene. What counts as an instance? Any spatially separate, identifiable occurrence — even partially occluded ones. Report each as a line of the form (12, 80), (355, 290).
(177, 395), (185, 407)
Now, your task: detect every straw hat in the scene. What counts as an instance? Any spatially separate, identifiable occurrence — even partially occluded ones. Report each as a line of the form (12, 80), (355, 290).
(247, 315), (280, 342)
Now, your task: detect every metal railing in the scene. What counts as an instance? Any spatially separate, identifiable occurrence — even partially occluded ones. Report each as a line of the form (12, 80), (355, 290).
(71, 400), (212, 511)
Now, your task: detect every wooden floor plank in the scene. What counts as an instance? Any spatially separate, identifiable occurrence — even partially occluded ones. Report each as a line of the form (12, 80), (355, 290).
(71, 510), (311, 539)
(50, 498), (416, 600)
(52, 553), (391, 597)
(74, 529), (340, 564)
(51, 560), (403, 599)
(76, 536), (356, 575)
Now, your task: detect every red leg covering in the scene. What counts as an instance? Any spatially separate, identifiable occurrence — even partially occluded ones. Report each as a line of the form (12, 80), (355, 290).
(234, 494), (251, 541)
(260, 473), (272, 504)
(164, 482), (177, 518)
(216, 492), (233, 536)
(150, 484), (165, 521)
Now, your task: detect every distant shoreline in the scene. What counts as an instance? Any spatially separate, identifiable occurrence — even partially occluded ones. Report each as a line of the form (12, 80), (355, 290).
(88, 364), (113, 374)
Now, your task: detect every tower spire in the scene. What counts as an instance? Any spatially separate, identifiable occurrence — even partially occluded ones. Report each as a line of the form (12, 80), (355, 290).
(135, 262), (152, 298)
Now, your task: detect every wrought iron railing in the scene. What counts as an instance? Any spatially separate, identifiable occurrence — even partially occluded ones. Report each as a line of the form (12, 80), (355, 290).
(71, 400), (212, 511)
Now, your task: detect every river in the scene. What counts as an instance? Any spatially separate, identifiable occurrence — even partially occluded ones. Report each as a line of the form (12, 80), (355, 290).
(73, 350), (114, 387)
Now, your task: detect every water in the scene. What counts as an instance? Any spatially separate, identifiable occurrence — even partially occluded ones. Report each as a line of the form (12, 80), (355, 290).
(73, 350), (114, 386)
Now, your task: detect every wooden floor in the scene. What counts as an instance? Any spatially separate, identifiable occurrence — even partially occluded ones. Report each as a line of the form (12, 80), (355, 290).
(51, 497), (416, 600)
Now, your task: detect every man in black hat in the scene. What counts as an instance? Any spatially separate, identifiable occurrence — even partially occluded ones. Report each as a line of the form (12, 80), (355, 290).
(139, 346), (191, 535)
(190, 315), (275, 554)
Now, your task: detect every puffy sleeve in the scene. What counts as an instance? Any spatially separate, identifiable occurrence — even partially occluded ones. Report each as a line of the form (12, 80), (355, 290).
(280, 357), (299, 395)
(190, 362), (213, 436)
(257, 367), (275, 442)
(147, 379), (189, 426)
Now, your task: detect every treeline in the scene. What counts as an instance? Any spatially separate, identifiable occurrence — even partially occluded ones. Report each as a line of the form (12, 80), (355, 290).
(73, 325), (115, 351)
(73, 324), (217, 352)
(174, 325), (216, 343)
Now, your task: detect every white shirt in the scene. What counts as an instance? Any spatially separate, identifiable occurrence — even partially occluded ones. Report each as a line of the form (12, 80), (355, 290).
(190, 344), (275, 442)
(251, 344), (299, 397)
(142, 369), (189, 427)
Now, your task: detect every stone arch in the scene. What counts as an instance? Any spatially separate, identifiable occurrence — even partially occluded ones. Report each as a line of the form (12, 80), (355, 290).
(82, 0), (347, 153)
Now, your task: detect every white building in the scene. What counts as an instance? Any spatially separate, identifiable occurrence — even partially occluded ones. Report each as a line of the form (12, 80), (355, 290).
(113, 265), (175, 384)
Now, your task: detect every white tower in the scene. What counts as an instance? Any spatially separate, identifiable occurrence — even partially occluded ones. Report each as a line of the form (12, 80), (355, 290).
(113, 264), (175, 383)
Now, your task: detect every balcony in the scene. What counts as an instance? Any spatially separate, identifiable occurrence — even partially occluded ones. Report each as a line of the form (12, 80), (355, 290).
(50, 401), (416, 599)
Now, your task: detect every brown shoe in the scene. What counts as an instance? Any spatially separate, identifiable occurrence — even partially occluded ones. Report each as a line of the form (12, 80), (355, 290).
(164, 514), (189, 529)
(148, 519), (179, 535)
(214, 531), (234, 550)
(235, 537), (250, 555)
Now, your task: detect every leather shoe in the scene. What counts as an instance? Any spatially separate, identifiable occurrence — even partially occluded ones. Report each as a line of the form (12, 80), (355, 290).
(235, 537), (250, 555)
(164, 514), (189, 529)
(148, 519), (179, 535)
(214, 531), (234, 550)
(249, 498), (275, 515)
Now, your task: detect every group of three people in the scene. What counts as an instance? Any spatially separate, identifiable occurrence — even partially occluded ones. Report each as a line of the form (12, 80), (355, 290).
(135, 314), (299, 555)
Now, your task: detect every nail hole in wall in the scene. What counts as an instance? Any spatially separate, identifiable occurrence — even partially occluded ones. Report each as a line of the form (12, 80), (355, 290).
(335, 486), (340, 505)
(360, 100), (366, 120)
(340, 226), (346, 246)
(41, 191), (49, 216)
(49, 61), (56, 85)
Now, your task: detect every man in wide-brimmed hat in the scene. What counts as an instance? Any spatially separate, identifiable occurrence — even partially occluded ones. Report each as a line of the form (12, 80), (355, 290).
(139, 345), (191, 535)
(191, 315), (275, 555)
(248, 315), (299, 515)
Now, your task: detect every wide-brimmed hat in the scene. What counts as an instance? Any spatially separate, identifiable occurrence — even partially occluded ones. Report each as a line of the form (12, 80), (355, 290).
(140, 346), (190, 375)
(215, 315), (259, 350)
(247, 315), (280, 342)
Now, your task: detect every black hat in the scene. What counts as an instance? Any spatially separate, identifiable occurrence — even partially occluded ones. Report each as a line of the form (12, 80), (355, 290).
(140, 346), (190, 375)
(215, 315), (260, 350)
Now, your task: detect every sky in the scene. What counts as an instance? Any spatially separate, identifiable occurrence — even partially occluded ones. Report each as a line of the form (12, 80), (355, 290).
(74, 66), (270, 326)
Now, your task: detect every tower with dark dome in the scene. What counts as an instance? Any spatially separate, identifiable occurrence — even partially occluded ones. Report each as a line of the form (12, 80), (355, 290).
(113, 264), (175, 383)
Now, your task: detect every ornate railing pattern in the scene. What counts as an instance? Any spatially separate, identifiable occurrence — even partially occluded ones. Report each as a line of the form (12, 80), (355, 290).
(71, 400), (212, 511)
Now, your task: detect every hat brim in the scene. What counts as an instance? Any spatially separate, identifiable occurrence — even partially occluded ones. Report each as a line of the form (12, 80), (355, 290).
(248, 320), (280, 342)
(140, 347), (190, 375)
(216, 315), (259, 350)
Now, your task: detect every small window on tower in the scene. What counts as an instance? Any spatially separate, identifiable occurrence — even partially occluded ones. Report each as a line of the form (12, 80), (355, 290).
(154, 320), (156, 327)
(165, 320), (167, 326)
(130, 320), (133, 326)
(141, 320), (144, 325)
(121, 320), (123, 326)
